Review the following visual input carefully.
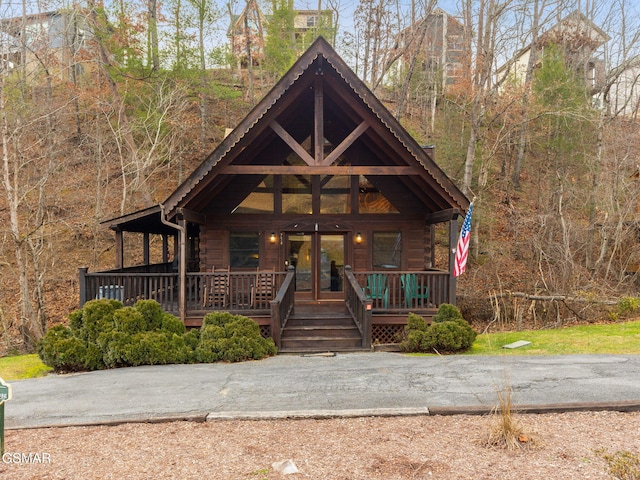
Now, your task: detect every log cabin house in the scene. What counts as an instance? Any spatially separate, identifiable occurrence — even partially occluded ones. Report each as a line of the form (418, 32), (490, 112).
(80, 37), (470, 352)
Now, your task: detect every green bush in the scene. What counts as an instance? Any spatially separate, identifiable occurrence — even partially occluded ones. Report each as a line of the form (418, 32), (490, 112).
(400, 306), (476, 354)
(197, 312), (277, 363)
(432, 303), (463, 323)
(38, 300), (276, 372)
(37, 325), (89, 373)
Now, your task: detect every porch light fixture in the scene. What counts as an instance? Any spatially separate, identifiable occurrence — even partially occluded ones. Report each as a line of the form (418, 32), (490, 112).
(355, 232), (363, 244)
(269, 232), (277, 244)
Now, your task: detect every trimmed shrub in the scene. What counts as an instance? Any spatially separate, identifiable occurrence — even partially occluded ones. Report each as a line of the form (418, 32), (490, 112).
(113, 307), (147, 335)
(134, 300), (165, 330)
(432, 303), (464, 323)
(400, 305), (477, 354)
(196, 312), (277, 363)
(38, 300), (276, 372)
(71, 299), (121, 343)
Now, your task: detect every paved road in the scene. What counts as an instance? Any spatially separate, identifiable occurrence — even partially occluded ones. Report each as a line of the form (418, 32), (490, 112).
(5, 353), (640, 429)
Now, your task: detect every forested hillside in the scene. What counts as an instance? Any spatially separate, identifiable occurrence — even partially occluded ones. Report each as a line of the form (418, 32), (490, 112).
(1, 0), (640, 352)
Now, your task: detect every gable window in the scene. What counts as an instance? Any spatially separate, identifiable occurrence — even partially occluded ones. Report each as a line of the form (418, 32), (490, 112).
(321, 175), (350, 214)
(282, 174), (312, 214)
(359, 176), (399, 213)
(230, 232), (259, 268)
(372, 232), (402, 269)
(234, 176), (274, 214)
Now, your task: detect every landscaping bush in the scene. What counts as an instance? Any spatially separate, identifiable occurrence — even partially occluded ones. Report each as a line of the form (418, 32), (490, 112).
(400, 305), (477, 354)
(197, 312), (277, 363)
(38, 300), (276, 372)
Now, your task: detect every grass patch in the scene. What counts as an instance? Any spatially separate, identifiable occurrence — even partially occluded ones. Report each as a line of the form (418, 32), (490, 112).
(0, 354), (53, 380)
(467, 320), (640, 356)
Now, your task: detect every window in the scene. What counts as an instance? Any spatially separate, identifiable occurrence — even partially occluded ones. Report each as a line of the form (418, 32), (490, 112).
(307, 15), (318, 27)
(230, 232), (259, 268)
(359, 176), (398, 213)
(372, 232), (402, 269)
(234, 176), (274, 214)
(282, 175), (312, 214)
(320, 176), (350, 214)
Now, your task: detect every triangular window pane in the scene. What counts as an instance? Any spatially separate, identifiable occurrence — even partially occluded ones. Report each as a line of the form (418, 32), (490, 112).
(358, 176), (399, 213)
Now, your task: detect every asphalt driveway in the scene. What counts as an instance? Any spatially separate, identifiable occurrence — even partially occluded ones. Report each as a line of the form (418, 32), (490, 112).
(5, 352), (640, 429)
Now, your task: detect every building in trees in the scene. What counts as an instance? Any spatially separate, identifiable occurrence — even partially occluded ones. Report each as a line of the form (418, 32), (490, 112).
(391, 8), (468, 95)
(599, 58), (640, 119)
(228, 2), (333, 68)
(496, 10), (610, 94)
(228, 0), (268, 67)
(82, 37), (469, 353)
(0, 10), (92, 81)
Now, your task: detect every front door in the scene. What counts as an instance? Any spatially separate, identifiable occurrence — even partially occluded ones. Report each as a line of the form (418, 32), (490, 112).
(286, 233), (345, 300)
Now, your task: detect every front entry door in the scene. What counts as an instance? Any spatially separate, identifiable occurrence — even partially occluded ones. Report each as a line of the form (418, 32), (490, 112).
(286, 233), (345, 300)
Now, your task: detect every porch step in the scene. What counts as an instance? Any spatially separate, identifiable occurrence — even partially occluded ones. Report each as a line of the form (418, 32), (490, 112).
(279, 313), (367, 353)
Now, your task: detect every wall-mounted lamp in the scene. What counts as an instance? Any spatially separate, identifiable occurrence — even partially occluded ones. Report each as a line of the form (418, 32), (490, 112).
(355, 232), (363, 244)
(269, 232), (277, 244)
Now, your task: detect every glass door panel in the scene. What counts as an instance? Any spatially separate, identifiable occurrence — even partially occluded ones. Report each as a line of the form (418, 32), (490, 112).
(286, 233), (345, 300)
(288, 234), (312, 293)
(319, 234), (344, 298)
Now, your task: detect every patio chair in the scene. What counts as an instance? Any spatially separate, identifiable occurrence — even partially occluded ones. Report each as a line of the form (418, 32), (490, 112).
(365, 273), (389, 309)
(251, 268), (275, 309)
(203, 266), (230, 308)
(401, 273), (429, 309)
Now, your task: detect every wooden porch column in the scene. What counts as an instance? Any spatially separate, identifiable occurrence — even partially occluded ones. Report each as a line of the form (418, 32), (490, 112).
(448, 216), (459, 306)
(143, 232), (150, 265)
(115, 229), (124, 269)
(162, 235), (169, 263)
(178, 218), (187, 322)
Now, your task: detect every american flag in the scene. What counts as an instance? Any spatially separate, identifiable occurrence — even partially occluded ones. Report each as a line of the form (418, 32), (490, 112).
(454, 203), (473, 277)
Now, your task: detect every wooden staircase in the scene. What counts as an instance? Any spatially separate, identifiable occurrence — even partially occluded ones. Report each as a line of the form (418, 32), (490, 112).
(278, 302), (367, 353)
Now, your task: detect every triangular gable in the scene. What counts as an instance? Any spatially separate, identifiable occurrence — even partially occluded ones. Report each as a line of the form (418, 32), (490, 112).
(162, 36), (468, 218)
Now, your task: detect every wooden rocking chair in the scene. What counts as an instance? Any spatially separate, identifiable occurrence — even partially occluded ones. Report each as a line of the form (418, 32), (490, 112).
(203, 266), (230, 308)
(251, 268), (275, 309)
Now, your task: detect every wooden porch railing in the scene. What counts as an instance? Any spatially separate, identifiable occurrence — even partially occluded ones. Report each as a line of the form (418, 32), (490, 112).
(344, 266), (372, 349)
(270, 266), (296, 348)
(79, 266), (178, 313)
(80, 266), (289, 316)
(351, 269), (450, 311)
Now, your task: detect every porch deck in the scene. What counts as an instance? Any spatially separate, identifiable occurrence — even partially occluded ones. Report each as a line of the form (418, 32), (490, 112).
(79, 264), (447, 349)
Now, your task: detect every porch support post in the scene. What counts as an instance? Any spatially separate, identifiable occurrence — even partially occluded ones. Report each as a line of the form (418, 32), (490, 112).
(178, 217), (187, 322)
(162, 235), (169, 263)
(115, 229), (124, 269)
(143, 232), (150, 265)
(448, 216), (459, 306)
(78, 267), (88, 306)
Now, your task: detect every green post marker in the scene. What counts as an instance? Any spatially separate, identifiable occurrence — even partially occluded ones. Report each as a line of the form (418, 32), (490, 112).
(0, 378), (12, 457)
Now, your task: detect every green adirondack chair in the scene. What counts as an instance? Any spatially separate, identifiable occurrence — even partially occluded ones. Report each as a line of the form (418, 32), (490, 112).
(401, 273), (429, 309)
(365, 273), (389, 309)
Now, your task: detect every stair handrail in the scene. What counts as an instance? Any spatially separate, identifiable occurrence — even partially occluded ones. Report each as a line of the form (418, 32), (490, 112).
(343, 265), (372, 349)
(270, 266), (296, 349)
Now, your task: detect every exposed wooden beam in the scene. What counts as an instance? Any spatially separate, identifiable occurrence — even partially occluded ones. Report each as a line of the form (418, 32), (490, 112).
(270, 120), (315, 166)
(177, 207), (206, 224)
(425, 208), (463, 224)
(320, 120), (369, 166)
(314, 73), (324, 165)
(221, 165), (418, 175)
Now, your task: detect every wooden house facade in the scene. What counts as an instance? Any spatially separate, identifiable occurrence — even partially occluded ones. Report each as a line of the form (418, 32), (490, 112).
(80, 37), (470, 352)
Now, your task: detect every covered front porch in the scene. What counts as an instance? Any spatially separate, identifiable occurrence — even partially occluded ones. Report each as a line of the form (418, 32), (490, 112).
(79, 265), (451, 351)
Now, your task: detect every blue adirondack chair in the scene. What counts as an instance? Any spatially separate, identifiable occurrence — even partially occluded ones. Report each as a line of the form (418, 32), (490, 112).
(401, 273), (429, 309)
(365, 273), (389, 309)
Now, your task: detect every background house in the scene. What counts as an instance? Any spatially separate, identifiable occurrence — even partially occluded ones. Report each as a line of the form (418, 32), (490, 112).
(392, 8), (468, 94)
(228, 2), (333, 68)
(0, 10), (91, 81)
(496, 10), (610, 92)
